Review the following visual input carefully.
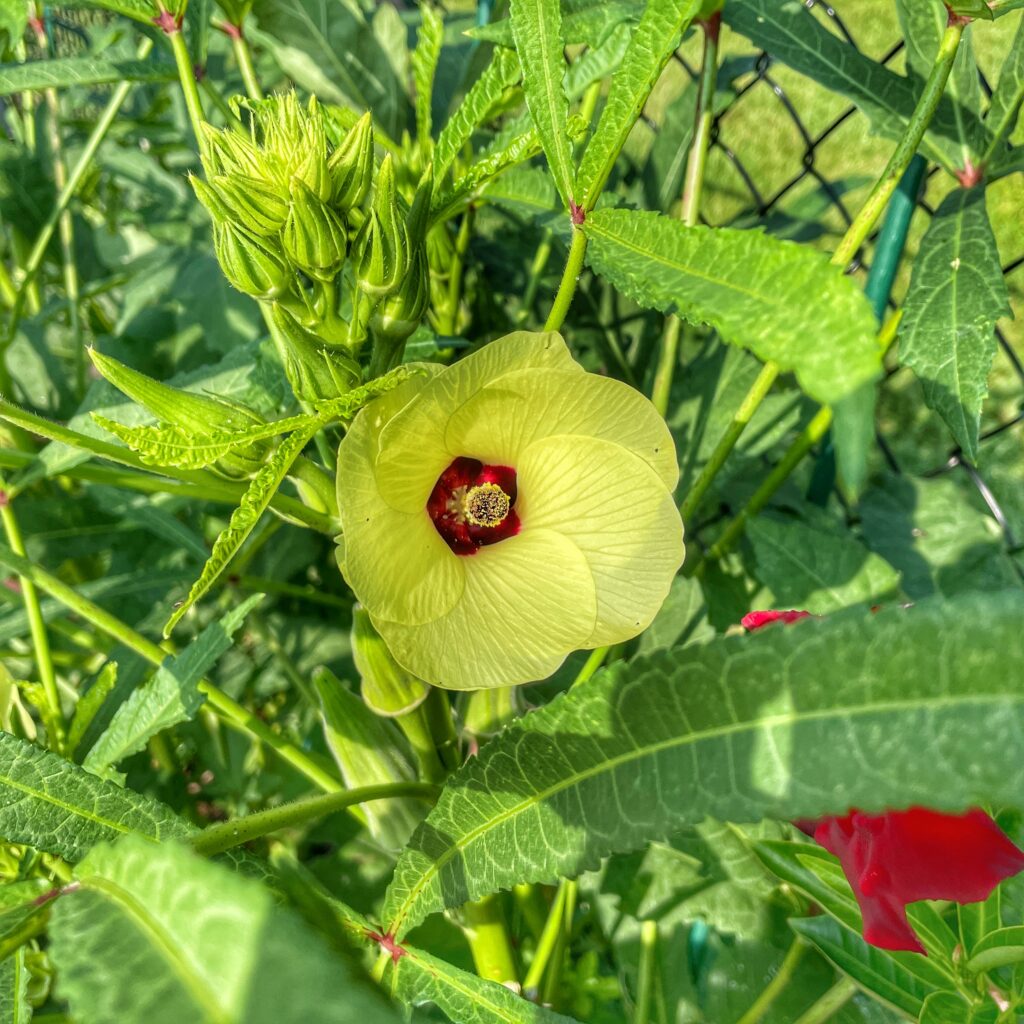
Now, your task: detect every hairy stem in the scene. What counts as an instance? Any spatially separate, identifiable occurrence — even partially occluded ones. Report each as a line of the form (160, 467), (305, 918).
(632, 920), (659, 1024)
(792, 977), (858, 1024)
(231, 29), (264, 101)
(191, 782), (438, 856)
(165, 21), (208, 156)
(463, 895), (520, 987)
(543, 228), (588, 333)
(523, 882), (571, 996)
(0, 541), (343, 793)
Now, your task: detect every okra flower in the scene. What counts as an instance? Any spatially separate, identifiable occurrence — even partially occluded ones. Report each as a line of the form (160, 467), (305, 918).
(745, 610), (1024, 953)
(336, 331), (684, 689)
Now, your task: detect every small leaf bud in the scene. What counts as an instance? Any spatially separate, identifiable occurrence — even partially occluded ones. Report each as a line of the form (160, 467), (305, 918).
(281, 179), (348, 280)
(211, 174), (289, 236)
(328, 111), (374, 210)
(213, 222), (289, 300)
(353, 155), (409, 297)
(268, 302), (360, 402)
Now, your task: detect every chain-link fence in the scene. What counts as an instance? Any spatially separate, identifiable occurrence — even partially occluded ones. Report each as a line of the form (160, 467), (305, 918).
(666, 0), (1024, 567)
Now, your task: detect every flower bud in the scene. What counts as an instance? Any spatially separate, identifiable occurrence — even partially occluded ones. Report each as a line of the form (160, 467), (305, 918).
(190, 175), (232, 225)
(352, 607), (428, 717)
(406, 164), (433, 248)
(353, 156), (409, 297)
(268, 302), (360, 403)
(328, 111), (373, 210)
(370, 247), (428, 346)
(281, 179), (348, 281)
(213, 222), (289, 300)
(211, 174), (289, 237)
(200, 122), (268, 180)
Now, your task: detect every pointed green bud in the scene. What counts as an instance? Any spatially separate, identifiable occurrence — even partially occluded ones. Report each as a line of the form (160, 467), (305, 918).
(281, 179), (347, 280)
(213, 222), (289, 300)
(352, 607), (429, 717)
(370, 246), (428, 346)
(462, 685), (521, 740)
(314, 666), (423, 851)
(190, 175), (232, 225)
(211, 174), (289, 236)
(353, 155), (409, 297)
(268, 303), (359, 403)
(328, 111), (373, 210)
(406, 164), (433, 248)
(88, 348), (268, 478)
(200, 123), (268, 181)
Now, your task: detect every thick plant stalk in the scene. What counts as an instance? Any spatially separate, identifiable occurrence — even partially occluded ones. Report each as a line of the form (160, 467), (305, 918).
(735, 939), (808, 1024)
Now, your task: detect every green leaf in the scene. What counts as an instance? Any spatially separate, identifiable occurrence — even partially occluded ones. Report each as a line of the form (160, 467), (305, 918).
(389, 943), (578, 1024)
(433, 48), (521, 183)
(791, 916), (940, 1018)
(0, 732), (192, 861)
(68, 662), (119, 757)
(59, 0), (157, 25)
(383, 590), (1024, 939)
(582, 207), (881, 404)
(0, 878), (57, 953)
(84, 595), (263, 781)
(483, 166), (564, 236)
(509, 0), (576, 208)
(0, 56), (175, 96)
(0, 947), (32, 1024)
(984, 17), (1024, 167)
(948, 0), (995, 19)
(575, 0), (701, 209)
(965, 926), (1024, 972)
(0, 0), (28, 59)
(747, 515), (901, 614)
(49, 836), (400, 1024)
(163, 424), (317, 636)
(723, 0), (972, 170)
(898, 186), (1011, 460)
(412, 4), (444, 147)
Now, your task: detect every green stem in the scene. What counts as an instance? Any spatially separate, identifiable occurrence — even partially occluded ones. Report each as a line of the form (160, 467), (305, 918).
(395, 698), (449, 784)
(792, 977), (857, 1024)
(191, 782), (438, 856)
(632, 920), (658, 1024)
(832, 18), (965, 270)
(543, 228), (588, 333)
(516, 231), (554, 327)
(445, 209), (474, 335)
(679, 362), (779, 526)
(735, 938), (807, 1024)
(165, 23), (208, 155)
(0, 401), (336, 534)
(0, 540), (343, 794)
(652, 14), (720, 419)
(571, 646), (609, 689)
(0, 480), (63, 748)
(231, 29), (264, 101)
(423, 686), (462, 773)
(523, 882), (571, 995)
(3, 38), (154, 349)
(463, 895), (520, 986)
(541, 879), (576, 1008)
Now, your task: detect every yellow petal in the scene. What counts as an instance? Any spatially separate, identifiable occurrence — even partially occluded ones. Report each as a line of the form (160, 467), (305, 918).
(373, 526), (597, 689)
(337, 371), (464, 625)
(445, 368), (678, 488)
(374, 332), (579, 513)
(517, 435), (684, 647)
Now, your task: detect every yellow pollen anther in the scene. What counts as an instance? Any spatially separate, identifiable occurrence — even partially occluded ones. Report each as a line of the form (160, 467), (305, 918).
(462, 482), (511, 527)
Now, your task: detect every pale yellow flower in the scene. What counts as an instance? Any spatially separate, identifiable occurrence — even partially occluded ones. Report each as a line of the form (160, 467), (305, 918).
(336, 331), (683, 689)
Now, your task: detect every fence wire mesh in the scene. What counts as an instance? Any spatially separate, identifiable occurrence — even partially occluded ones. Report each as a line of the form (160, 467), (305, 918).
(667, 0), (1024, 567)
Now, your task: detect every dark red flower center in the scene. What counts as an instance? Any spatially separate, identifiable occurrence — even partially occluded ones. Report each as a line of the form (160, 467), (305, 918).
(427, 457), (520, 556)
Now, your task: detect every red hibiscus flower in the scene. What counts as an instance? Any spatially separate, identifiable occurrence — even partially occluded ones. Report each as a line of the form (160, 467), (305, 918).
(744, 609), (1024, 953)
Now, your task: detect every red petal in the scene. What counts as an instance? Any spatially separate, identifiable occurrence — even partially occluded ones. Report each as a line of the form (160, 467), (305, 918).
(814, 808), (1024, 953)
(741, 610), (811, 631)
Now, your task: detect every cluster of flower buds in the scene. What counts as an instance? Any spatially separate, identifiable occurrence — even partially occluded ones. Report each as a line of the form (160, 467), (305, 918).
(192, 93), (435, 398)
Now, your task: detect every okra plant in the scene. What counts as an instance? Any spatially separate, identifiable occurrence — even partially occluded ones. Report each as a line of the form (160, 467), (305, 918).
(0, 0), (1023, 1021)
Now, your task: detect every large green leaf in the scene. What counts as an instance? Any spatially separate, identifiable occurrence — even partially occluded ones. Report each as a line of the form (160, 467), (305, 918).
(382, 591), (1024, 938)
(582, 207), (880, 404)
(575, 0), (701, 209)
(0, 733), (191, 861)
(49, 837), (399, 1024)
(471, 0), (640, 50)
(723, 0), (979, 171)
(412, 4), (444, 147)
(84, 595), (263, 781)
(747, 515), (901, 614)
(898, 187), (1011, 460)
(0, 56), (175, 96)
(509, 0), (576, 208)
